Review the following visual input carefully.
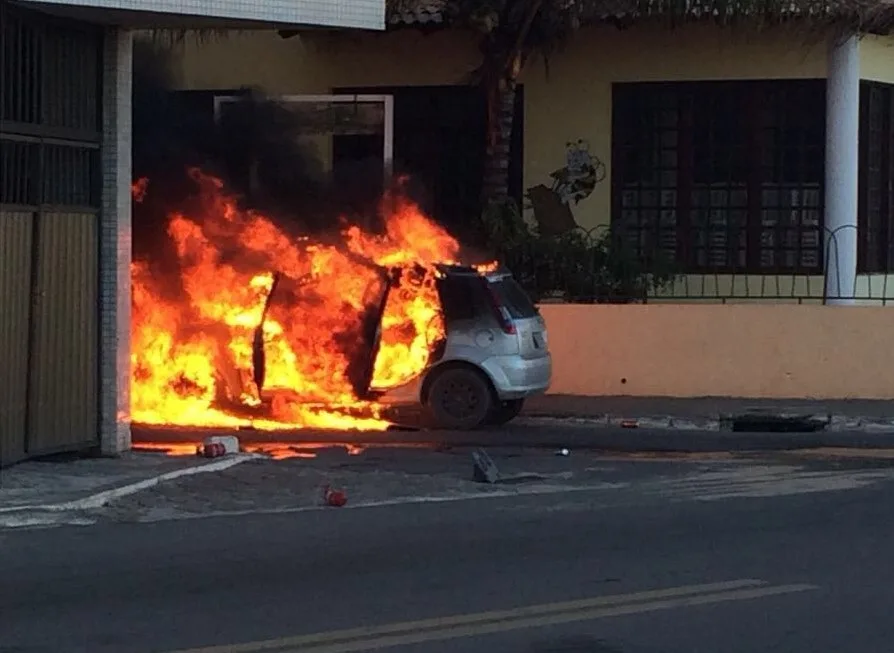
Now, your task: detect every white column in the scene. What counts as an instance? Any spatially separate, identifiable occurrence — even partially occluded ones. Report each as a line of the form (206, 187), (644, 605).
(824, 34), (860, 305)
(99, 27), (133, 455)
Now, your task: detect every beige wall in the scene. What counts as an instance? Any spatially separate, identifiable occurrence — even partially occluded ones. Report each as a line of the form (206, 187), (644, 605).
(171, 24), (828, 232)
(523, 24), (826, 231)
(170, 25), (894, 305)
(859, 33), (894, 83)
(540, 303), (894, 399)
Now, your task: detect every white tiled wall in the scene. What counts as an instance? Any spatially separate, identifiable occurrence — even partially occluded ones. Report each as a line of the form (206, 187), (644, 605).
(26, 0), (384, 30)
(99, 27), (133, 456)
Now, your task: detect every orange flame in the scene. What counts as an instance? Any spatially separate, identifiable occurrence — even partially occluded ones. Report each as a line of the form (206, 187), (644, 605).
(131, 169), (460, 431)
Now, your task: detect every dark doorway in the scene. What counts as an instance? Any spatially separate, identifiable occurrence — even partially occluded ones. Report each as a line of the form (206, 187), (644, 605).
(335, 85), (524, 245)
(331, 131), (385, 225)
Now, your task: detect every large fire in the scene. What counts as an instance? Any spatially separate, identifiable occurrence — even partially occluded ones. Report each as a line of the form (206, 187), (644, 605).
(131, 169), (460, 431)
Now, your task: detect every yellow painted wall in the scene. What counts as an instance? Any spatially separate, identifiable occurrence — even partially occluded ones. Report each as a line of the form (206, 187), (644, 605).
(540, 303), (894, 398)
(172, 25), (894, 305)
(172, 24), (827, 231)
(859, 33), (894, 83)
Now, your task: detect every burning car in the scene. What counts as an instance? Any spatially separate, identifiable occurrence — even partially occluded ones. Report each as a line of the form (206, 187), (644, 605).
(366, 263), (552, 429)
(248, 262), (551, 430)
(130, 169), (548, 433)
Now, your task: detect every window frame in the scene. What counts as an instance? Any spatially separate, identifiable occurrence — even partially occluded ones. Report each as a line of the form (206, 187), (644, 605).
(857, 80), (894, 274)
(611, 79), (827, 275)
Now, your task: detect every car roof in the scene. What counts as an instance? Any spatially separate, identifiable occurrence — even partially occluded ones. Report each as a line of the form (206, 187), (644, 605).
(434, 263), (512, 281)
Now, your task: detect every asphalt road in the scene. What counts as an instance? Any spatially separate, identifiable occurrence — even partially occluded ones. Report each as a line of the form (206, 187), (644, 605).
(3, 455), (894, 653)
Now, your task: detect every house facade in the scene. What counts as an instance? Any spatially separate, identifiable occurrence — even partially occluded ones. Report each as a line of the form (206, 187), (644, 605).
(0, 0), (385, 466)
(169, 10), (894, 304)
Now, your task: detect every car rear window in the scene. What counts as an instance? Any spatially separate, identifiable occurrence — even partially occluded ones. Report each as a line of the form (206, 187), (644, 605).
(437, 275), (492, 322)
(488, 277), (538, 319)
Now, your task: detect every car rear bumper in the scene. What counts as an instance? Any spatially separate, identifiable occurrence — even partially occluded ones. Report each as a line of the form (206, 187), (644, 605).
(481, 353), (552, 400)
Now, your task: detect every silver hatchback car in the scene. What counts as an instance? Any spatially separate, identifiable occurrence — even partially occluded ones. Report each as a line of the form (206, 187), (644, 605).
(378, 264), (552, 429)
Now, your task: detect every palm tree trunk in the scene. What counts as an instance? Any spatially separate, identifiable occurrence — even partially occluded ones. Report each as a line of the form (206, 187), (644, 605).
(481, 81), (518, 205)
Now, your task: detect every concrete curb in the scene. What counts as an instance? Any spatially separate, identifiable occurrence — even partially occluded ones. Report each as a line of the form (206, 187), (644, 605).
(524, 414), (894, 434)
(525, 416), (723, 431)
(0, 453), (261, 516)
(131, 418), (894, 452)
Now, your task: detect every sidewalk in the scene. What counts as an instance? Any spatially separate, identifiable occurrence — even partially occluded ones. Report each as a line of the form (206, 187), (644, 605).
(523, 395), (894, 432)
(0, 451), (257, 528)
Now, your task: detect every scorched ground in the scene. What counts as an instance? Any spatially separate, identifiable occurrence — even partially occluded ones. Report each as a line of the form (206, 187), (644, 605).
(131, 169), (461, 431)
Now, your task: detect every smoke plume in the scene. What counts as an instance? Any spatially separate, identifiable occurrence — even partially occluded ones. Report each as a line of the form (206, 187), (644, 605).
(132, 41), (388, 264)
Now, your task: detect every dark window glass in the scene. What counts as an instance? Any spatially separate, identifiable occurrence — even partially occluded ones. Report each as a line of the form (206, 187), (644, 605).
(437, 275), (491, 322)
(488, 277), (538, 319)
(857, 81), (894, 273)
(612, 80), (825, 273)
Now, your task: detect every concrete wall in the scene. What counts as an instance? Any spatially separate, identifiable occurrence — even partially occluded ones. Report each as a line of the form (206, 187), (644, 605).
(540, 304), (894, 399)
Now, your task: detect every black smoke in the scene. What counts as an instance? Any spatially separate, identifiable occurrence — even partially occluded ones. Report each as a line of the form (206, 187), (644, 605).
(131, 40), (387, 266)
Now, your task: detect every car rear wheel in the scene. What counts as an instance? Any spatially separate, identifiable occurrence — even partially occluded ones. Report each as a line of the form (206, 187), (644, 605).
(425, 367), (493, 430)
(487, 399), (525, 426)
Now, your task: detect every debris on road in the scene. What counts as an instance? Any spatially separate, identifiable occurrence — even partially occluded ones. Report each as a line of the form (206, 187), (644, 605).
(200, 436), (240, 458)
(472, 449), (500, 484)
(201, 442), (226, 458)
(322, 483), (348, 507)
(472, 449), (549, 485)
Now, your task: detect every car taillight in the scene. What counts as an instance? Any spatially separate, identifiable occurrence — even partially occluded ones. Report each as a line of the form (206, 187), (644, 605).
(482, 280), (516, 335)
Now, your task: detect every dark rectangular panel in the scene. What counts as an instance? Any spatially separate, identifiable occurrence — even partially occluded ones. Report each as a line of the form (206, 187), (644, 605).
(26, 211), (98, 456)
(0, 211), (33, 466)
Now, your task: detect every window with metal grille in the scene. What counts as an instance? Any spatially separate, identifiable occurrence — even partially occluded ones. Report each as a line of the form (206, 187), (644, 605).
(0, 3), (102, 210)
(612, 80), (825, 273)
(858, 81), (894, 273)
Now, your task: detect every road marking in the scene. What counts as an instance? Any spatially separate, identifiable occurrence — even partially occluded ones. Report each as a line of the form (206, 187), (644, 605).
(168, 579), (817, 653)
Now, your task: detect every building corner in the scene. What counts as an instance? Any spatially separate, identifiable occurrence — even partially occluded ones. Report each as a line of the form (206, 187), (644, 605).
(99, 27), (133, 456)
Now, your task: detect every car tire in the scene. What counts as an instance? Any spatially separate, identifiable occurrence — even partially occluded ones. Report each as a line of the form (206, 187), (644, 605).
(487, 399), (525, 426)
(425, 366), (494, 430)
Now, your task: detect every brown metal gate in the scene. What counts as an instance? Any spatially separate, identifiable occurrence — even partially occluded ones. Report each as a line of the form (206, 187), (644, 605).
(0, 2), (103, 466)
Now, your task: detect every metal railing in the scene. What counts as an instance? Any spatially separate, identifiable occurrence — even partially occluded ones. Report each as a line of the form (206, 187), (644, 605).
(497, 224), (894, 305)
(0, 2), (102, 213)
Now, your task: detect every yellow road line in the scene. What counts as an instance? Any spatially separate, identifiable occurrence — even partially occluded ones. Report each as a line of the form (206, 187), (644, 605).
(287, 583), (817, 653)
(166, 579), (815, 653)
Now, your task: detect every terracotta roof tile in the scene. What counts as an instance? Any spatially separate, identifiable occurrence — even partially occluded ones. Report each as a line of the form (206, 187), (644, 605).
(385, 0), (894, 32)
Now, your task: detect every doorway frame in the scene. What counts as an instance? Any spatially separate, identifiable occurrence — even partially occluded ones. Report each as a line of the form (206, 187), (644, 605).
(212, 94), (395, 183)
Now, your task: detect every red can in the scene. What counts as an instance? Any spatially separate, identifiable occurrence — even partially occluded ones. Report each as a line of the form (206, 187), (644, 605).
(326, 489), (347, 507)
(322, 485), (347, 507)
(203, 442), (225, 458)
